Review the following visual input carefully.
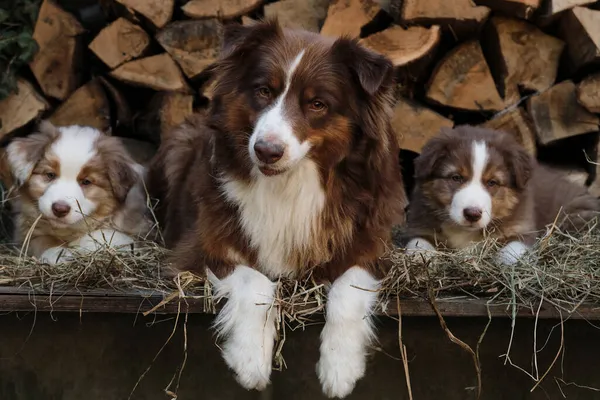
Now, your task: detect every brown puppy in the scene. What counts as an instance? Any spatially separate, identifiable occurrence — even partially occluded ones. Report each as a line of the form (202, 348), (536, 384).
(148, 19), (406, 398)
(403, 125), (600, 265)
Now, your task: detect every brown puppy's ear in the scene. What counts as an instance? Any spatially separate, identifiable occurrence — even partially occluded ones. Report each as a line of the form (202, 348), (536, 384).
(331, 38), (395, 96)
(413, 130), (451, 181)
(97, 137), (140, 203)
(505, 142), (535, 190)
(6, 120), (59, 186)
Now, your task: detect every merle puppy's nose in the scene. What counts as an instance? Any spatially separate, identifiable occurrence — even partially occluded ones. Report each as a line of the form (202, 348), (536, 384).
(254, 138), (285, 164)
(52, 201), (71, 218)
(463, 207), (482, 223)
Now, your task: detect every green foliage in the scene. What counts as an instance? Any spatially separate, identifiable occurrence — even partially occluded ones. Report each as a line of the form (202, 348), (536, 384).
(0, 0), (42, 101)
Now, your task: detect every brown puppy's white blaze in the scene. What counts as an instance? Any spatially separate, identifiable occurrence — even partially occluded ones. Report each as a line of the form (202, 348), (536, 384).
(5, 122), (150, 264)
(148, 19), (406, 399)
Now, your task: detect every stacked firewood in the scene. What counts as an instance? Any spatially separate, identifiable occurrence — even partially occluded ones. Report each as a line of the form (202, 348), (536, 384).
(1, 0), (600, 192)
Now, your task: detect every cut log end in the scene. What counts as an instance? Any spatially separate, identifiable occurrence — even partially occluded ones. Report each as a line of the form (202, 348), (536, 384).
(264, 0), (331, 33)
(115, 0), (174, 29)
(480, 107), (537, 155)
(392, 98), (453, 153)
(156, 20), (223, 79)
(359, 25), (441, 67)
(110, 54), (190, 92)
(48, 79), (111, 132)
(426, 41), (505, 111)
(527, 80), (599, 145)
(320, 0), (381, 38)
(182, 0), (263, 19)
(396, 0), (490, 24)
(577, 73), (600, 114)
(30, 0), (85, 100)
(474, 0), (541, 19)
(559, 7), (600, 71)
(89, 18), (150, 69)
(0, 79), (49, 138)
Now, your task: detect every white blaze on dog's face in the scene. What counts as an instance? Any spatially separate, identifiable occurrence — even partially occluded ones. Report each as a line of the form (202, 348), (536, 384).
(248, 50), (311, 176)
(449, 141), (493, 229)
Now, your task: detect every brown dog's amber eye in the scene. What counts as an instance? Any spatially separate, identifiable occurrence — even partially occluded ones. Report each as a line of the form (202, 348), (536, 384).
(256, 86), (271, 98)
(46, 172), (56, 181)
(487, 179), (498, 187)
(309, 100), (326, 112)
(451, 174), (464, 183)
(80, 178), (92, 186)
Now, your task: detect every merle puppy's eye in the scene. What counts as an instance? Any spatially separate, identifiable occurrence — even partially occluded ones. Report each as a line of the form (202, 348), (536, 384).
(256, 86), (271, 99)
(487, 179), (498, 187)
(451, 174), (464, 183)
(309, 100), (327, 112)
(46, 172), (56, 181)
(80, 178), (92, 186)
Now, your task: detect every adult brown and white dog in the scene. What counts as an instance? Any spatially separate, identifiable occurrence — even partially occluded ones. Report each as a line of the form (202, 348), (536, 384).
(4, 121), (151, 264)
(148, 19), (406, 398)
(403, 125), (600, 265)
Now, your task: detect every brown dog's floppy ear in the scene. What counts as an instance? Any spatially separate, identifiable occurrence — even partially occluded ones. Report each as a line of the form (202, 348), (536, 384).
(331, 38), (395, 96)
(413, 131), (451, 181)
(6, 120), (59, 186)
(97, 137), (140, 203)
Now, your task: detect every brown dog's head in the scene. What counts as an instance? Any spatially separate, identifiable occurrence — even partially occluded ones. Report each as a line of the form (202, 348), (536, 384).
(205, 18), (396, 178)
(414, 126), (534, 230)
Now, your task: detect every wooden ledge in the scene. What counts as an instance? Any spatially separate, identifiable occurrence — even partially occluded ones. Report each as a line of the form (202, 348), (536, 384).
(0, 287), (597, 320)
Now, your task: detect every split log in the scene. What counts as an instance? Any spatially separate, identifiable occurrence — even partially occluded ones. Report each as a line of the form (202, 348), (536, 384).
(241, 16), (256, 25)
(577, 73), (600, 114)
(480, 107), (537, 155)
(359, 25), (441, 67)
(426, 41), (505, 111)
(98, 77), (133, 128)
(29, 0), (85, 101)
(110, 54), (190, 92)
(527, 80), (599, 145)
(119, 138), (157, 165)
(474, 0), (541, 19)
(0, 79), (49, 138)
(156, 20), (222, 80)
(49, 79), (111, 131)
(321, 0), (381, 38)
(391, 98), (453, 153)
(264, 0), (330, 33)
(390, 0), (490, 39)
(182, 0), (263, 19)
(115, 0), (174, 29)
(138, 92), (196, 143)
(559, 7), (600, 71)
(88, 18), (150, 69)
(483, 16), (564, 104)
(537, 0), (596, 25)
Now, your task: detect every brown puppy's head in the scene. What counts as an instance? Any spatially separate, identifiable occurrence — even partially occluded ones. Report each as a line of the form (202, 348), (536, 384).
(414, 126), (534, 230)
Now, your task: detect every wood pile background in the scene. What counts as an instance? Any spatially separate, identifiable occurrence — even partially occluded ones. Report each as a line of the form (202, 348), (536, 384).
(2, 0), (600, 196)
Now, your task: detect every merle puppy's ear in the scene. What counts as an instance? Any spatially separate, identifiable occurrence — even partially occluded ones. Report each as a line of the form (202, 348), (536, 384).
(6, 120), (59, 186)
(98, 137), (140, 203)
(331, 38), (395, 96)
(413, 129), (451, 181)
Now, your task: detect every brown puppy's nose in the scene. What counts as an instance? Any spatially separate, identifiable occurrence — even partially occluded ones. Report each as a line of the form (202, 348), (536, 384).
(463, 207), (482, 223)
(254, 138), (285, 164)
(52, 202), (71, 218)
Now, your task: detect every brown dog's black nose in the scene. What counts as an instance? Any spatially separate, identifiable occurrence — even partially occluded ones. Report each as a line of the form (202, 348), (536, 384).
(463, 207), (482, 223)
(52, 202), (71, 218)
(254, 139), (285, 164)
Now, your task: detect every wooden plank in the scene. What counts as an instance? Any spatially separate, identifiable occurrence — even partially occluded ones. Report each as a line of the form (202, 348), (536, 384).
(0, 288), (597, 320)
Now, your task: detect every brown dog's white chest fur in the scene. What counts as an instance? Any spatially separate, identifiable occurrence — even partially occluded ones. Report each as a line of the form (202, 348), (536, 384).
(220, 160), (326, 278)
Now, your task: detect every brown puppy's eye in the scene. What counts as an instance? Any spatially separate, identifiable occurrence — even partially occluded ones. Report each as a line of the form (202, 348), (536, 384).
(80, 178), (92, 186)
(256, 86), (271, 99)
(46, 172), (56, 181)
(487, 179), (498, 187)
(451, 174), (464, 183)
(309, 100), (327, 112)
